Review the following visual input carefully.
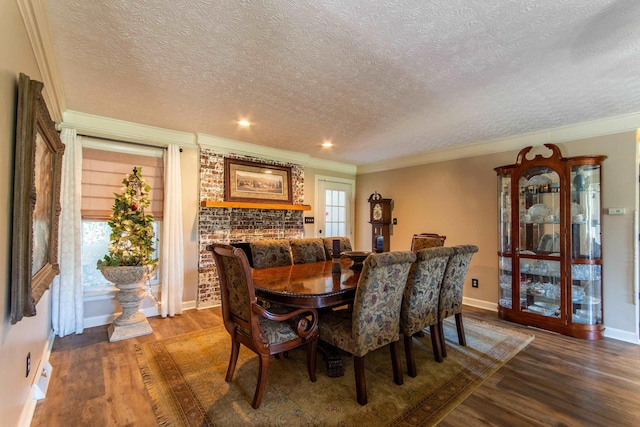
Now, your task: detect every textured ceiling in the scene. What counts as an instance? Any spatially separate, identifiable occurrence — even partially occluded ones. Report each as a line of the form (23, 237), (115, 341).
(45, 0), (640, 166)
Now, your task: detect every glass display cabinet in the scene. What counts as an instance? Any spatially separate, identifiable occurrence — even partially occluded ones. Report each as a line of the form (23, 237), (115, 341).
(495, 144), (606, 340)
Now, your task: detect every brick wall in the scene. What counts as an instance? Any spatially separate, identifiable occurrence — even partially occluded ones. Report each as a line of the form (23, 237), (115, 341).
(197, 149), (304, 306)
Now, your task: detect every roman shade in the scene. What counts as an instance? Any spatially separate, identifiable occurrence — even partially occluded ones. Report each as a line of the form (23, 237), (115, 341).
(81, 146), (164, 220)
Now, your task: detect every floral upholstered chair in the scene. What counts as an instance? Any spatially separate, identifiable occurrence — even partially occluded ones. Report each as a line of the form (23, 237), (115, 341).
(410, 233), (447, 252)
(318, 250), (416, 405)
(437, 244), (479, 358)
(400, 246), (454, 375)
(250, 239), (293, 269)
(208, 243), (319, 409)
(321, 237), (353, 258)
(290, 238), (327, 264)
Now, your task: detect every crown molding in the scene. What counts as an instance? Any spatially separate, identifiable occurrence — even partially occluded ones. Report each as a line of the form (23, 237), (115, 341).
(17, 0), (66, 122)
(197, 133), (357, 174)
(58, 110), (197, 147)
(357, 111), (640, 174)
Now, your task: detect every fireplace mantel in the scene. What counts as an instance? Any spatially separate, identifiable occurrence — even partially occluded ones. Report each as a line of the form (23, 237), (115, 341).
(200, 201), (311, 211)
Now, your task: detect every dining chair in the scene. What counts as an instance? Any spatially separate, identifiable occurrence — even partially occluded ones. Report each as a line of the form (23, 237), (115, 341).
(208, 243), (319, 409)
(437, 244), (479, 358)
(321, 237), (353, 258)
(290, 238), (327, 264)
(400, 246), (454, 375)
(318, 250), (417, 405)
(410, 233), (447, 252)
(250, 239), (293, 269)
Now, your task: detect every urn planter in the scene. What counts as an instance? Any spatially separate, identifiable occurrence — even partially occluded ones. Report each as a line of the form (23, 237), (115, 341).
(99, 265), (156, 342)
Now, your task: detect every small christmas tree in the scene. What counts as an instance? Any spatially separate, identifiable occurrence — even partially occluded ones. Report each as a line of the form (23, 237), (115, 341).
(97, 167), (158, 268)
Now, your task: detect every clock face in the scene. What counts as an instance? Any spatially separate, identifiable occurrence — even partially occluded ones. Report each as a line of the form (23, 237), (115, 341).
(373, 203), (383, 221)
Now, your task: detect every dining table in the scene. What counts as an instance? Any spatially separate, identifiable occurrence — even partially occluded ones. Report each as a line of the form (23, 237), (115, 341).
(252, 257), (364, 377)
(252, 257), (361, 309)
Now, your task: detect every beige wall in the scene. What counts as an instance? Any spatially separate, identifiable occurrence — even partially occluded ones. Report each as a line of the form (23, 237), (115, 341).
(355, 132), (638, 340)
(0, 2), (52, 426)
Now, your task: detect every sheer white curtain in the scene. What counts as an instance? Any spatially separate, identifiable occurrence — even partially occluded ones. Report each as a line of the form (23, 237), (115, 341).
(161, 144), (184, 317)
(51, 128), (84, 337)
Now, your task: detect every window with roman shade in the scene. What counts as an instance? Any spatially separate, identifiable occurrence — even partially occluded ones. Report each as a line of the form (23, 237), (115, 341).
(81, 138), (164, 288)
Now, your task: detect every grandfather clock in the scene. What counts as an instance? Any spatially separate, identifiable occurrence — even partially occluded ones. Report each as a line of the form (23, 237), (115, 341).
(368, 192), (392, 252)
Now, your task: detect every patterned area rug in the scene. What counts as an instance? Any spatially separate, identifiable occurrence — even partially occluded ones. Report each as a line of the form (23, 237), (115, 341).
(134, 317), (533, 426)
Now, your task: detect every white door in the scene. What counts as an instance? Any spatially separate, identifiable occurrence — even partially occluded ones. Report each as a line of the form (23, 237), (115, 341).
(316, 177), (354, 239)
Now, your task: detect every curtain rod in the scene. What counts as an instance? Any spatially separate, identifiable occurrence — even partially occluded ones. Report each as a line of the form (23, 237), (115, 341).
(79, 134), (182, 152)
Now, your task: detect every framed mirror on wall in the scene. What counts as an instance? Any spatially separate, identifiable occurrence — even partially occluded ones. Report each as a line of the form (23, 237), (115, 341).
(11, 73), (65, 324)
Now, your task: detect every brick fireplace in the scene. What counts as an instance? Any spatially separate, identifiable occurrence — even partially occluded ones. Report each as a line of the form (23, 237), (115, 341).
(197, 149), (305, 306)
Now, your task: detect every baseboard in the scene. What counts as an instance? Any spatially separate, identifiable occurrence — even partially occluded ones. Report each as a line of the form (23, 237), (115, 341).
(18, 330), (56, 427)
(463, 297), (498, 312)
(84, 299), (198, 328)
(603, 326), (640, 344)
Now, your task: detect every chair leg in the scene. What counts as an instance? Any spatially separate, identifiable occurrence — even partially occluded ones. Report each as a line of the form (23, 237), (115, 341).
(390, 340), (403, 385)
(403, 334), (417, 377)
(354, 356), (367, 405)
(252, 354), (270, 409)
(226, 339), (240, 382)
(307, 338), (318, 382)
(455, 313), (466, 346)
(438, 321), (447, 358)
(429, 324), (444, 363)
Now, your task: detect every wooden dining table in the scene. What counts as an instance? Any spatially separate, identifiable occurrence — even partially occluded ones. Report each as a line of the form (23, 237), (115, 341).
(252, 258), (361, 309)
(252, 257), (363, 377)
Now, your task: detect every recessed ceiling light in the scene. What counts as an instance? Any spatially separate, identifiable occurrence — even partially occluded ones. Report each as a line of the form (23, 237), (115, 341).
(321, 140), (333, 147)
(237, 119), (251, 127)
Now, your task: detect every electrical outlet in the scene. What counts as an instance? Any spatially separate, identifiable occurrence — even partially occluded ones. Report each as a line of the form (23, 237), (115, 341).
(471, 278), (479, 288)
(26, 352), (31, 377)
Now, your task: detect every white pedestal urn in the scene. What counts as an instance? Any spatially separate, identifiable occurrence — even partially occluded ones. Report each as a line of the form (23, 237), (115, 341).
(100, 265), (156, 342)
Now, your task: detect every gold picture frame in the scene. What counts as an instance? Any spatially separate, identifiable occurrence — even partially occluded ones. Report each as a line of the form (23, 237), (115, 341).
(11, 73), (65, 323)
(224, 158), (292, 204)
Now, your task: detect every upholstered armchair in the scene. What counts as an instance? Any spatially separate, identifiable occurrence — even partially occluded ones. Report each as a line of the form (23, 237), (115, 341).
(208, 243), (319, 409)
(290, 238), (327, 264)
(400, 246), (454, 374)
(410, 233), (447, 252)
(321, 237), (353, 258)
(250, 239), (293, 269)
(437, 244), (479, 357)
(318, 251), (417, 405)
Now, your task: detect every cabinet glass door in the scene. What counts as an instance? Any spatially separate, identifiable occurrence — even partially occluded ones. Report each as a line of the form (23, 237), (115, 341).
(518, 166), (562, 318)
(497, 174), (513, 309)
(570, 164), (603, 325)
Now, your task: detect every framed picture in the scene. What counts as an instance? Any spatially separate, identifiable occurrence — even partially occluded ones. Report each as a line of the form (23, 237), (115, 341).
(11, 73), (65, 324)
(224, 158), (292, 204)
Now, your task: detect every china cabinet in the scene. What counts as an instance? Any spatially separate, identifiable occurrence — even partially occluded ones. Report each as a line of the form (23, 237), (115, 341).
(495, 144), (606, 340)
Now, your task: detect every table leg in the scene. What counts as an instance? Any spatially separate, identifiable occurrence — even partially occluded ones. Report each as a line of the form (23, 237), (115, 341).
(317, 341), (345, 377)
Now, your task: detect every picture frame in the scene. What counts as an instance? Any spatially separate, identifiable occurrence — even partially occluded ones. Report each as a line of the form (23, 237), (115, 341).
(224, 158), (292, 204)
(11, 73), (65, 324)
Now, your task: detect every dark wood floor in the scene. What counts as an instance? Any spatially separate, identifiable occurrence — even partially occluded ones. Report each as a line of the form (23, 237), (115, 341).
(31, 306), (640, 426)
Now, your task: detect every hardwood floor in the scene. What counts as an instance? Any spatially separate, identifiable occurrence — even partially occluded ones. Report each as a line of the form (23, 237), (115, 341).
(31, 306), (640, 426)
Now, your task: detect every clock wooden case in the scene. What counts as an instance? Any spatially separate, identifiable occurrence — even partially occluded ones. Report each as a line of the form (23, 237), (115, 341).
(368, 192), (392, 252)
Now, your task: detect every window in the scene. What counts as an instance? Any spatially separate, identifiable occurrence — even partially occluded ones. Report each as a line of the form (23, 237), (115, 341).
(81, 138), (164, 288)
(324, 189), (346, 237)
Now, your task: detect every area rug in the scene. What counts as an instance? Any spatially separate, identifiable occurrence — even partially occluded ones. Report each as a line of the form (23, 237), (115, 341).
(134, 318), (533, 426)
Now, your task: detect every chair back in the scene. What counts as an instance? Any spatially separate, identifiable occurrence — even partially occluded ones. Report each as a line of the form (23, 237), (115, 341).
(322, 237), (353, 258)
(250, 239), (293, 269)
(209, 243), (260, 338)
(350, 251), (416, 355)
(400, 246), (454, 335)
(290, 238), (327, 264)
(438, 245), (478, 320)
(410, 233), (446, 252)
